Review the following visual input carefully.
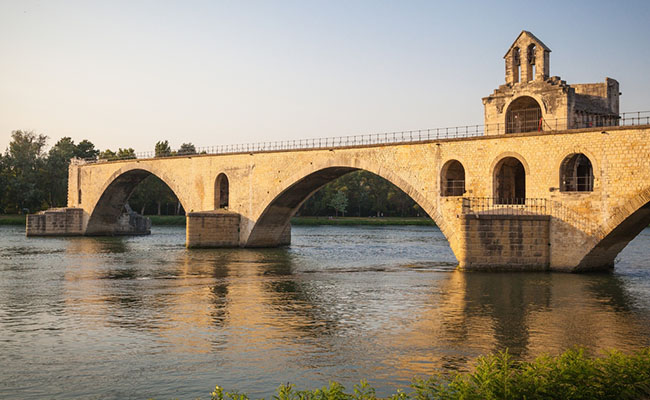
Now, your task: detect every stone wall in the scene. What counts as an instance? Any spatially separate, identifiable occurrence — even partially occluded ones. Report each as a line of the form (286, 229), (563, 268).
(186, 210), (240, 248)
(459, 214), (550, 270)
(26, 208), (84, 236)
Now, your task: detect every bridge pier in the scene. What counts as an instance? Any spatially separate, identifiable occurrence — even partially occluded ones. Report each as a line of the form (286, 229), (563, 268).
(458, 214), (551, 271)
(186, 210), (241, 248)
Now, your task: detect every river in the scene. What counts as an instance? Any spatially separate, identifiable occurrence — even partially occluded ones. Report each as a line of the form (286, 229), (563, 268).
(1, 225), (649, 399)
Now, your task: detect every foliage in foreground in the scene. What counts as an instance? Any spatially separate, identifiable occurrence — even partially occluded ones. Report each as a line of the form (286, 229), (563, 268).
(208, 348), (650, 400)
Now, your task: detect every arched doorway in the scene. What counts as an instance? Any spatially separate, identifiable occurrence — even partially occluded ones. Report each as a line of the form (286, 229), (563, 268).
(440, 160), (466, 196)
(506, 96), (542, 133)
(560, 153), (594, 192)
(215, 173), (229, 209)
(494, 157), (526, 204)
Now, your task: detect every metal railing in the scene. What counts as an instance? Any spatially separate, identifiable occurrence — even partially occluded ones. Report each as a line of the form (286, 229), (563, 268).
(560, 176), (594, 192)
(83, 110), (650, 163)
(461, 197), (548, 216)
(441, 180), (466, 197)
(461, 197), (604, 237)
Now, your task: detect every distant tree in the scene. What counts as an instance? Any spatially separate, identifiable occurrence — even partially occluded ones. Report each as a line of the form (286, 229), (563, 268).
(178, 143), (196, 155)
(75, 139), (99, 159)
(45, 137), (77, 206)
(128, 175), (178, 215)
(117, 148), (136, 159)
(155, 140), (172, 157)
(329, 190), (348, 217)
(4, 130), (48, 213)
(98, 149), (117, 160)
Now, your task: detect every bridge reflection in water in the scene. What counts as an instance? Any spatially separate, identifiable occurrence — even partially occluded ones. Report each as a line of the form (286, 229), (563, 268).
(20, 225), (643, 398)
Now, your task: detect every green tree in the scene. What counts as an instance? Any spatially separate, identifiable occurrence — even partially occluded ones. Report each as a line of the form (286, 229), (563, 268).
(155, 140), (172, 157)
(75, 139), (99, 159)
(128, 175), (178, 215)
(98, 149), (117, 160)
(4, 130), (48, 213)
(329, 190), (348, 217)
(117, 148), (136, 159)
(178, 143), (196, 155)
(45, 137), (77, 206)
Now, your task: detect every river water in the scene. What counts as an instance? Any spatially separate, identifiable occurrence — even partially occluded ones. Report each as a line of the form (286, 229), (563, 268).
(1, 224), (649, 399)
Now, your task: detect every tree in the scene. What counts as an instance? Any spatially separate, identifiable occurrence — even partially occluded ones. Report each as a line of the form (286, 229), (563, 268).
(155, 140), (171, 157)
(75, 139), (99, 159)
(178, 143), (196, 155)
(45, 137), (76, 206)
(329, 190), (348, 217)
(4, 130), (48, 212)
(128, 175), (178, 215)
(99, 149), (117, 160)
(117, 148), (136, 159)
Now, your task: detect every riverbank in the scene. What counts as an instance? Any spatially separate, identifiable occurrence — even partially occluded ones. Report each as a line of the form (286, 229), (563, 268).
(0, 215), (435, 227)
(147, 215), (436, 226)
(291, 216), (435, 226)
(0, 215), (25, 225)
(208, 347), (650, 400)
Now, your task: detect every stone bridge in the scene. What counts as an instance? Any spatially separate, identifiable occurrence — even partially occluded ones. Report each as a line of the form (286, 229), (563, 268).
(25, 32), (650, 272)
(30, 124), (650, 272)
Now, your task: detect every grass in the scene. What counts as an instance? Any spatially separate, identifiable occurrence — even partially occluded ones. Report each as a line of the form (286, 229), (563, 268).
(206, 347), (650, 400)
(0, 215), (26, 225)
(290, 216), (436, 226)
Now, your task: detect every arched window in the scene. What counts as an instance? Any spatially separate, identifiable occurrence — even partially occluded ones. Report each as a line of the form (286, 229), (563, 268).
(506, 96), (542, 134)
(527, 44), (536, 81)
(494, 157), (526, 204)
(441, 160), (465, 196)
(560, 154), (594, 192)
(215, 173), (229, 209)
(513, 47), (521, 84)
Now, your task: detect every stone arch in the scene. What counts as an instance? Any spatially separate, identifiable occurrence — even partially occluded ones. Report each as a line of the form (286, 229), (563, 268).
(440, 159), (466, 197)
(576, 186), (650, 270)
(244, 159), (454, 254)
(86, 165), (189, 235)
(506, 96), (543, 133)
(214, 173), (229, 209)
(493, 155), (527, 204)
(559, 153), (594, 192)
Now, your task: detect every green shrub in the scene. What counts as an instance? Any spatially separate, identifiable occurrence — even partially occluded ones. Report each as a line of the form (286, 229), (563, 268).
(209, 347), (650, 400)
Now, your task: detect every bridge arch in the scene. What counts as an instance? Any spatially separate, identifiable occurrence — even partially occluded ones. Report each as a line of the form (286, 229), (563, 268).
(577, 186), (650, 270)
(244, 158), (454, 254)
(86, 165), (189, 235)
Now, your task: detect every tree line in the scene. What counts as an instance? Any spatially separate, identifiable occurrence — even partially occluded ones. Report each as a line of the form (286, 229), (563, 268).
(1, 130), (423, 217)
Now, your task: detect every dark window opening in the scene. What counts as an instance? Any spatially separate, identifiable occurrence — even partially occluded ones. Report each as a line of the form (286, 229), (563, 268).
(513, 47), (521, 84)
(506, 96), (542, 134)
(441, 160), (465, 197)
(494, 157), (526, 204)
(215, 173), (229, 209)
(560, 154), (594, 192)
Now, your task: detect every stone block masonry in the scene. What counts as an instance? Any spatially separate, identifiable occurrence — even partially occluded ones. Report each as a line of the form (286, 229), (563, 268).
(26, 208), (84, 236)
(459, 214), (550, 270)
(186, 210), (240, 248)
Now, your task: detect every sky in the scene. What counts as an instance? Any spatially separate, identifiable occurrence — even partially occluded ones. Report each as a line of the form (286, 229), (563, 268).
(1, 0), (649, 154)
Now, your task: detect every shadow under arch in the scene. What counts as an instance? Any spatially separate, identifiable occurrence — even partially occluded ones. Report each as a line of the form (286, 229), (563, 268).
(577, 188), (650, 270)
(86, 167), (189, 235)
(244, 164), (453, 255)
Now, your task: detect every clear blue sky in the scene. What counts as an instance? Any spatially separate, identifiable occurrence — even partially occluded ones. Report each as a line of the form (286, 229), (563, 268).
(1, 0), (649, 153)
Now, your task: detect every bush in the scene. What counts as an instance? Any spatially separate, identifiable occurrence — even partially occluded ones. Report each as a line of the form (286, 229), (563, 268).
(209, 348), (650, 400)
